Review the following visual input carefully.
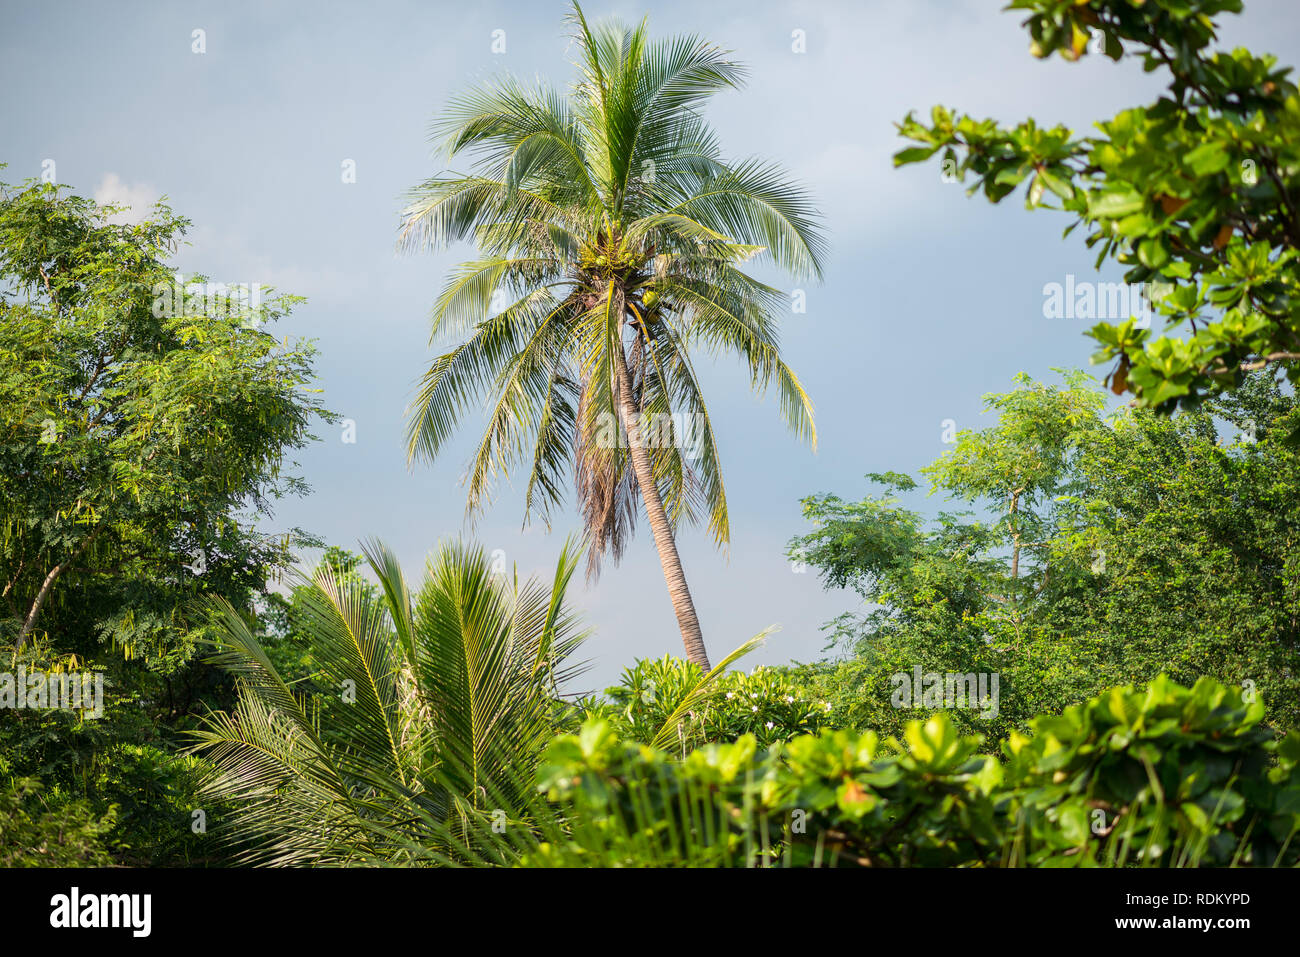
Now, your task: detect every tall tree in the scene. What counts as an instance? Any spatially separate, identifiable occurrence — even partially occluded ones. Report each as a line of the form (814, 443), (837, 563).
(400, 3), (826, 670)
(787, 370), (1300, 737)
(0, 176), (330, 665)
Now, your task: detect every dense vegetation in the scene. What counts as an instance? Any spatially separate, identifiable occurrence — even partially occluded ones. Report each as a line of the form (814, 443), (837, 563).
(783, 371), (1300, 743)
(3, 0), (1299, 869)
(0, 176), (328, 864)
(528, 676), (1300, 868)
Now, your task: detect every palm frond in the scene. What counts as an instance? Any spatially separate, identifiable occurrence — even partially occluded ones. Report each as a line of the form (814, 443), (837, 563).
(189, 540), (588, 865)
(648, 631), (771, 751)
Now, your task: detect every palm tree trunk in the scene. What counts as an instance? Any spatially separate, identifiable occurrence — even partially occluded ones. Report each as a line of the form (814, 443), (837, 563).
(612, 335), (712, 671)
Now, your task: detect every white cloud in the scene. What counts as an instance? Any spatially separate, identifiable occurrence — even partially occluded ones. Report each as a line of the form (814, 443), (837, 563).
(92, 172), (161, 225)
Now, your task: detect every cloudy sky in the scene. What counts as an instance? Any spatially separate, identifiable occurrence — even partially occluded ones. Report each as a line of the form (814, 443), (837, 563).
(5, 0), (1298, 688)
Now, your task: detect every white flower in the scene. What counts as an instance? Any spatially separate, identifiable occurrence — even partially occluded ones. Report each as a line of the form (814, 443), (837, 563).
(751, 706), (758, 712)
(765, 721), (774, 730)
(785, 695), (794, 703)
(725, 692), (734, 699)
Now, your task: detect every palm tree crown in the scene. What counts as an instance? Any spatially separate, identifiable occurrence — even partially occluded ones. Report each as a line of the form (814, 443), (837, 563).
(401, 3), (827, 668)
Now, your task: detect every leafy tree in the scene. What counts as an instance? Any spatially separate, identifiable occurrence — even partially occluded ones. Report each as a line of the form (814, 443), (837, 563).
(0, 176), (330, 672)
(400, 3), (826, 669)
(786, 370), (1300, 737)
(1042, 370), (1300, 726)
(924, 371), (1105, 590)
(786, 470), (1022, 741)
(781, 376), (1107, 741)
(0, 175), (332, 865)
(895, 0), (1300, 424)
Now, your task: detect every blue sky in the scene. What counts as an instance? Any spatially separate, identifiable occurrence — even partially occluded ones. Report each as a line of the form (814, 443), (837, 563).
(5, 0), (1298, 689)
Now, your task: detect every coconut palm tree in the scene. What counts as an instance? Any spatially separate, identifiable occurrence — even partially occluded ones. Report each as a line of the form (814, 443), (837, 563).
(400, 3), (826, 670)
(189, 539), (588, 866)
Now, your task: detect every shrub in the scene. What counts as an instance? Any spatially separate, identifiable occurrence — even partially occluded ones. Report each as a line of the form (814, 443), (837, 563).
(0, 777), (116, 867)
(580, 656), (830, 753)
(1005, 674), (1300, 867)
(529, 675), (1300, 867)
(91, 745), (216, 866)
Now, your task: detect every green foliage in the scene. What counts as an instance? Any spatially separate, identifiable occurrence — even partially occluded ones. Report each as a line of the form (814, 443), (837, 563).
(786, 370), (1300, 739)
(0, 176), (331, 665)
(579, 654), (831, 752)
(1006, 675), (1300, 866)
(894, 0), (1300, 421)
(530, 723), (765, 866)
(523, 675), (1300, 867)
(89, 744), (216, 866)
(1040, 372), (1300, 728)
(189, 539), (588, 866)
(0, 777), (116, 867)
(0, 643), (222, 864)
(0, 644), (121, 787)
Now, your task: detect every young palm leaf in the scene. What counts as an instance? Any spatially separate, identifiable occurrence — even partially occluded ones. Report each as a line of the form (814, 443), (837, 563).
(189, 539), (587, 866)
